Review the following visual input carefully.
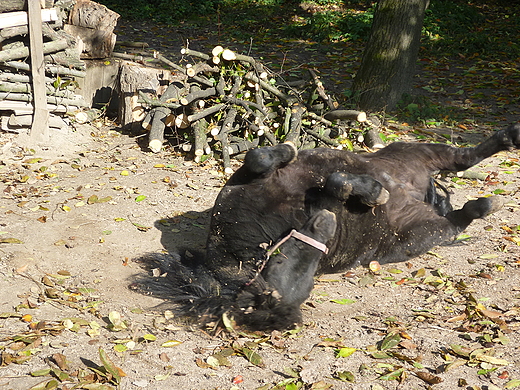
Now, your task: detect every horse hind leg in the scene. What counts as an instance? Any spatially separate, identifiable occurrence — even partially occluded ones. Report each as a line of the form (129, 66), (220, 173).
(446, 196), (504, 229)
(244, 142), (297, 174)
(376, 196), (504, 265)
(325, 172), (389, 207)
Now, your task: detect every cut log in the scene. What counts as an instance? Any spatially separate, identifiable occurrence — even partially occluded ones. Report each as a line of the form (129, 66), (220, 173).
(144, 82), (184, 151)
(118, 61), (172, 131)
(148, 106), (170, 153)
(3, 60), (86, 78)
(0, 81), (76, 98)
(63, 24), (117, 59)
(179, 87), (216, 106)
(303, 128), (339, 147)
(211, 46), (224, 57)
(69, 0), (120, 31)
(0, 39), (69, 62)
(324, 110), (367, 122)
(285, 103), (305, 145)
(180, 48), (210, 61)
(0, 0), (54, 13)
(141, 82), (184, 129)
(364, 128), (385, 149)
(193, 118), (208, 162)
(0, 72), (53, 84)
(116, 41), (149, 48)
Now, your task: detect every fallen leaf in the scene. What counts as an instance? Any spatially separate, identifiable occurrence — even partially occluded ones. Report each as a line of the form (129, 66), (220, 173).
(0, 237), (23, 244)
(416, 371), (443, 384)
(232, 375), (244, 384)
(330, 298), (356, 305)
(380, 333), (401, 351)
(99, 347), (124, 383)
(336, 347), (357, 358)
(241, 347), (264, 367)
(505, 379), (520, 389)
(161, 340), (182, 347)
(474, 353), (509, 366)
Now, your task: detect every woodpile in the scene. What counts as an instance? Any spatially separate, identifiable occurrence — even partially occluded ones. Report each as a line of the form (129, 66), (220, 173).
(1, 0), (383, 169)
(0, 0), (119, 139)
(119, 45), (383, 172)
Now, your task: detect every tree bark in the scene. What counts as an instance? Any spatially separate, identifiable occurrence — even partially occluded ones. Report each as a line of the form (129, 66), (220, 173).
(352, 0), (429, 112)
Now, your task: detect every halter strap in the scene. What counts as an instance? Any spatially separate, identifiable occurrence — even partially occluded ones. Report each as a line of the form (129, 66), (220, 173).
(245, 229), (329, 286)
(266, 229), (329, 257)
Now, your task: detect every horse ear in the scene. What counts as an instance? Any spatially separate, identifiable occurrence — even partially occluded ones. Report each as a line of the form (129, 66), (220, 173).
(310, 209), (336, 240)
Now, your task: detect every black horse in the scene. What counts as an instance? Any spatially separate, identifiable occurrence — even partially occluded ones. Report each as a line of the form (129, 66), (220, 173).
(137, 123), (520, 330)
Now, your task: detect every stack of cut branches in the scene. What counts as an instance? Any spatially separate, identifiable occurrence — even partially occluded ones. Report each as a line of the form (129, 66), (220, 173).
(138, 46), (383, 172)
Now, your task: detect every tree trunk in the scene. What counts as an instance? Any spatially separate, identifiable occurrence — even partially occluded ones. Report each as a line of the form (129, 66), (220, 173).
(352, 0), (429, 112)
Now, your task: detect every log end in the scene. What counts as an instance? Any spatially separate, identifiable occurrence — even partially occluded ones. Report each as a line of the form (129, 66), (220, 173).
(149, 138), (163, 153)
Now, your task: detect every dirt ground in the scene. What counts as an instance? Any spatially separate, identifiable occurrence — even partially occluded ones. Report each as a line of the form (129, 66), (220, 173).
(1, 119), (520, 390)
(1, 20), (520, 390)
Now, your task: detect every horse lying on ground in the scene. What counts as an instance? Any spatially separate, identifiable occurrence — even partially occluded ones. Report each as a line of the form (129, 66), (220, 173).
(136, 123), (520, 330)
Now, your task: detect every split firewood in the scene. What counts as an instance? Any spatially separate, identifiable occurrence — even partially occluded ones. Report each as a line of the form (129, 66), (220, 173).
(69, 0), (120, 32)
(64, 24), (117, 59)
(0, 8), (58, 29)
